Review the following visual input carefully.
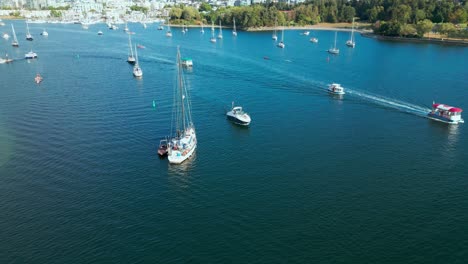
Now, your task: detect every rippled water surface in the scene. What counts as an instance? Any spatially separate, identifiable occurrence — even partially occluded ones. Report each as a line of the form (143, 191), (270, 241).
(1, 22), (467, 263)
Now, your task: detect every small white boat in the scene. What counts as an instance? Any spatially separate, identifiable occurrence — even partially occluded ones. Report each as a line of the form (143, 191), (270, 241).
(2, 32), (9, 39)
(226, 102), (251, 126)
(132, 44), (142, 78)
(41, 29), (48, 36)
(310, 37), (318, 43)
(34, 74), (43, 84)
(302, 31), (310, 36)
(97, 30), (103, 35)
(25, 50), (37, 59)
(158, 24), (164, 30)
(328, 31), (339, 54)
(181, 57), (193, 67)
(428, 103), (464, 124)
(0, 54), (13, 64)
(328, 83), (345, 95)
(123, 22), (129, 32)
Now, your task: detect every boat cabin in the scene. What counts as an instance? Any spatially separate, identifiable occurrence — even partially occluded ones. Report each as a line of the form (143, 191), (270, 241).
(181, 58), (193, 67)
(429, 103), (463, 124)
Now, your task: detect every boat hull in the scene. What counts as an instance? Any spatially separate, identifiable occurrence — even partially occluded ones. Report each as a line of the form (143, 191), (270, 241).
(168, 144), (196, 164)
(227, 112), (251, 126)
(427, 113), (464, 124)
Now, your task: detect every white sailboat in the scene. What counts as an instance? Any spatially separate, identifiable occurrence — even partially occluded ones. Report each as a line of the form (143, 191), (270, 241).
(272, 18), (278, 41)
(310, 30), (319, 43)
(200, 22), (204, 34)
(328, 31), (339, 54)
(11, 24), (19, 47)
(217, 20), (223, 39)
(277, 26), (285, 48)
(123, 22), (129, 32)
(166, 20), (172, 37)
(167, 47), (197, 164)
(41, 28), (48, 36)
(132, 44), (142, 77)
(346, 17), (356, 48)
(210, 21), (216, 43)
(127, 34), (136, 64)
(232, 18), (237, 36)
(26, 21), (33, 41)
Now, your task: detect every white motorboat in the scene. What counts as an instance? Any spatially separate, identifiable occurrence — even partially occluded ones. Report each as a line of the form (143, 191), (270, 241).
(25, 51), (37, 59)
(328, 83), (345, 95)
(132, 44), (142, 77)
(226, 102), (251, 126)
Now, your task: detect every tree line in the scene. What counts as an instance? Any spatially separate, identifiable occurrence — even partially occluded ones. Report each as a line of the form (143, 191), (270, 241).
(168, 0), (468, 38)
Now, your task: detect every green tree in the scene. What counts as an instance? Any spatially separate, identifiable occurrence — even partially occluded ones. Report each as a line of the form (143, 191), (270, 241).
(170, 7), (183, 20)
(416, 19), (433, 37)
(438, 22), (456, 35)
(449, 7), (467, 24)
(341, 6), (356, 23)
(392, 4), (412, 24)
(199, 2), (212, 12)
(399, 23), (416, 37)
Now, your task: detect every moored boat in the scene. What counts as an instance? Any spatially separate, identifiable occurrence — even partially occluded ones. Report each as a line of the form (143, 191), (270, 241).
(181, 57), (193, 67)
(427, 103), (464, 124)
(328, 31), (339, 54)
(328, 83), (345, 95)
(167, 47), (197, 164)
(158, 139), (168, 156)
(302, 31), (310, 36)
(25, 50), (37, 59)
(34, 74), (43, 84)
(226, 102), (251, 126)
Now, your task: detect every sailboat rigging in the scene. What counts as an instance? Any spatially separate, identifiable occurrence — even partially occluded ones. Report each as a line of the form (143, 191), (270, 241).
(167, 47), (197, 164)
(346, 17), (356, 48)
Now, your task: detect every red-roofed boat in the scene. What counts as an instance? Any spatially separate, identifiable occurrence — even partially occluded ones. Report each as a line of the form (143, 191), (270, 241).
(428, 103), (464, 124)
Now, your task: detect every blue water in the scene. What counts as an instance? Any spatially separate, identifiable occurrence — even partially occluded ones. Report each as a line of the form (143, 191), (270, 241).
(1, 21), (468, 263)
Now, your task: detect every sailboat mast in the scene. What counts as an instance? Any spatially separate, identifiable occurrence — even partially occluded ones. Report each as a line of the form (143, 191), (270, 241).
(12, 24), (17, 42)
(177, 49), (186, 131)
(334, 31), (337, 48)
(351, 18), (355, 42)
(134, 44), (138, 64)
(129, 34), (134, 57)
(233, 18), (236, 32)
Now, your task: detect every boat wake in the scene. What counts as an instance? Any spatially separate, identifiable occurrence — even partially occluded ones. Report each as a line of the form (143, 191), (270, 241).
(345, 88), (431, 117)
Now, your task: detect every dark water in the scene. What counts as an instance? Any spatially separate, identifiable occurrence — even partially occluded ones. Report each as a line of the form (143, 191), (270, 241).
(1, 22), (467, 263)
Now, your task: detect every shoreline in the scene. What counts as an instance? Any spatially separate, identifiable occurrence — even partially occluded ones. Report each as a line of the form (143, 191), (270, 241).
(361, 32), (468, 46)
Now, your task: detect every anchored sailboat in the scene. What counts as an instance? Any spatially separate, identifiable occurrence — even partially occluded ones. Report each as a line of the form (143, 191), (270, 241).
(232, 18), (237, 36)
(127, 34), (136, 64)
(210, 21), (216, 43)
(11, 24), (19, 47)
(277, 26), (285, 48)
(217, 20), (223, 39)
(272, 17), (278, 40)
(26, 21), (33, 41)
(328, 31), (339, 54)
(346, 18), (356, 48)
(132, 44), (142, 77)
(167, 47), (197, 164)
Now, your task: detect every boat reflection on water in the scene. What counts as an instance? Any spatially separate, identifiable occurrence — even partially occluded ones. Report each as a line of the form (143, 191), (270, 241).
(168, 151), (197, 177)
(429, 121), (460, 166)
